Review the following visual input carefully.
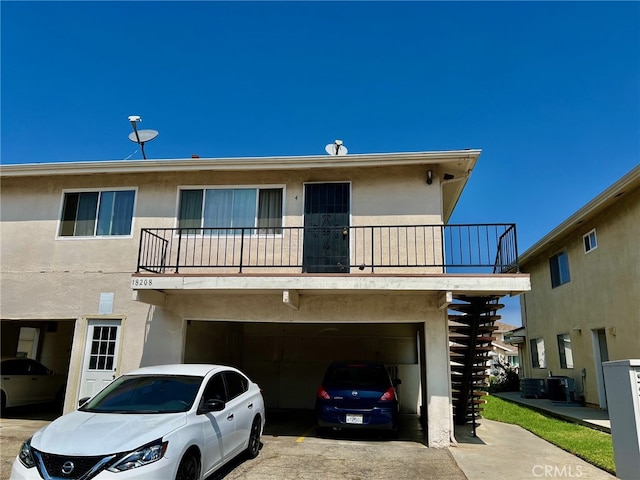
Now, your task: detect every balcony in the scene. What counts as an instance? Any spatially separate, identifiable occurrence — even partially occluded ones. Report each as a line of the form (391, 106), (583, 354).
(136, 224), (518, 276)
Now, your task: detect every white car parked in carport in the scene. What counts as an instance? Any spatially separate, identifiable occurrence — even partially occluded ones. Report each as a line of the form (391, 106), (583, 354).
(12, 364), (265, 480)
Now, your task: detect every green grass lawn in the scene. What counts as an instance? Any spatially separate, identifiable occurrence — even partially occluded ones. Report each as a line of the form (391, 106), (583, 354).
(482, 395), (615, 475)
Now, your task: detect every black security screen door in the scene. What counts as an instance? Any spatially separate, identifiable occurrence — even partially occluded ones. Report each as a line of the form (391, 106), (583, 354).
(303, 183), (350, 273)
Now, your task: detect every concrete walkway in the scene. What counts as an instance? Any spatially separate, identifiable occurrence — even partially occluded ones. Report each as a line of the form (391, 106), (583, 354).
(448, 391), (615, 479)
(451, 419), (616, 480)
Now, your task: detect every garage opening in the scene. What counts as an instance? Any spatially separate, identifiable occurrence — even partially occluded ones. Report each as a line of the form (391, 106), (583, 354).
(184, 321), (421, 414)
(0, 320), (74, 419)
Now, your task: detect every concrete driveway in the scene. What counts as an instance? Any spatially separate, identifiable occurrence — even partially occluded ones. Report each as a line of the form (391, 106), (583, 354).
(1, 408), (616, 480)
(1, 410), (466, 480)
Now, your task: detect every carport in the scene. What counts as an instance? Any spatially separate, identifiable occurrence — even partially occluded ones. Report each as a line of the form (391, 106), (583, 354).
(0, 319), (74, 417)
(134, 281), (457, 446)
(132, 273), (529, 447)
(183, 320), (422, 413)
(0, 320), (73, 380)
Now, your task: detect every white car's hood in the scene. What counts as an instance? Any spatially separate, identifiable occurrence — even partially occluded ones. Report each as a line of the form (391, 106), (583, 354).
(31, 410), (187, 455)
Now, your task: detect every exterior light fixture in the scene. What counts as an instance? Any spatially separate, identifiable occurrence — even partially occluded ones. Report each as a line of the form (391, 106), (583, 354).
(426, 170), (433, 185)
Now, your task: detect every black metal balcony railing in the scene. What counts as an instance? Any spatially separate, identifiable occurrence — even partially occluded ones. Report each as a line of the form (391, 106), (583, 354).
(136, 224), (519, 275)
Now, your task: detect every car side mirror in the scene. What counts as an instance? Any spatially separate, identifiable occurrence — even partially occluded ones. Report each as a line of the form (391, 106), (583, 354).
(199, 398), (225, 414)
(78, 397), (90, 408)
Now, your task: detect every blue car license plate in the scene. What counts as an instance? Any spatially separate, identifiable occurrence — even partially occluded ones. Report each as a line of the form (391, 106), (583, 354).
(346, 414), (363, 424)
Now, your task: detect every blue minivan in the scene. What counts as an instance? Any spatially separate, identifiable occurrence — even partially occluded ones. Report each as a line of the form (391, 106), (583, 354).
(316, 361), (400, 433)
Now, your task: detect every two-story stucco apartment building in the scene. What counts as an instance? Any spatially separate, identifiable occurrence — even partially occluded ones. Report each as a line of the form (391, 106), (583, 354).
(510, 164), (640, 409)
(1, 149), (530, 446)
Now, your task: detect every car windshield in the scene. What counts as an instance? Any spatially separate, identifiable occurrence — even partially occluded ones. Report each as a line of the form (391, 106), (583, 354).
(325, 365), (390, 388)
(79, 374), (203, 413)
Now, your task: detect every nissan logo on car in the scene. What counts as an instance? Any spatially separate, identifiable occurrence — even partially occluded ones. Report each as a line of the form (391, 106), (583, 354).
(61, 461), (75, 475)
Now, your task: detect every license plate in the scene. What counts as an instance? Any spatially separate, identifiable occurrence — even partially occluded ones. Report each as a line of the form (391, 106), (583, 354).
(346, 414), (363, 424)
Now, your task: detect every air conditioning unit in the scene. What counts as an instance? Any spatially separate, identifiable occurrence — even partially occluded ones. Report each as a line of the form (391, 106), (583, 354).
(547, 376), (577, 403)
(520, 378), (547, 398)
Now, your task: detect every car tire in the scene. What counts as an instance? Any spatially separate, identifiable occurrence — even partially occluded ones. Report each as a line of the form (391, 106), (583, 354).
(175, 452), (200, 480)
(1, 391), (6, 417)
(246, 415), (261, 459)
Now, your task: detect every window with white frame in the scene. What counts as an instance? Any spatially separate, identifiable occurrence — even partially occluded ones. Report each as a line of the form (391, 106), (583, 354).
(549, 251), (570, 288)
(59, 189), (135, 237)
(557, 333), (574, 368)
(583, 229), (597, 253)
(530, 338), (546, 368)
(178, 187), (283, 234)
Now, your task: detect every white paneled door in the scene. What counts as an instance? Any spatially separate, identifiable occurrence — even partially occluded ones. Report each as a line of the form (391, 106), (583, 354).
(79, 319), (122, 401)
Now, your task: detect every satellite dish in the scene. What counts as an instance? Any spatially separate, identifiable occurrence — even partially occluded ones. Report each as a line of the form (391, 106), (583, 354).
(127, 115), (158, 159)
(128, 129), (158, 143)
(325, 140), (348, 156)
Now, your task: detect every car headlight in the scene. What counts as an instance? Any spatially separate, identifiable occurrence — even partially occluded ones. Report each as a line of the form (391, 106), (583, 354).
(107, 439), (168, 472)
(18, 437), (36, 468)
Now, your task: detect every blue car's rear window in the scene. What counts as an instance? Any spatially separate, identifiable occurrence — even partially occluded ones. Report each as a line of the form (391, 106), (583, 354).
(325, 365), (390, 388)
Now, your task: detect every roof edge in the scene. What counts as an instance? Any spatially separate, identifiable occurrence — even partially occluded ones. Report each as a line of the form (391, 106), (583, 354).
(0, 149), (481, 177)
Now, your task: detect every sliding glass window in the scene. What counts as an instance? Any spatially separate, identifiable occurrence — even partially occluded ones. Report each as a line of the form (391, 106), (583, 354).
(178, 187), (283, 234)
(59, 190), (135, 237)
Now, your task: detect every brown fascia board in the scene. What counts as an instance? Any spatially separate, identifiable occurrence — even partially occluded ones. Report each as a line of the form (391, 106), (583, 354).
(518, 163), (640, 267)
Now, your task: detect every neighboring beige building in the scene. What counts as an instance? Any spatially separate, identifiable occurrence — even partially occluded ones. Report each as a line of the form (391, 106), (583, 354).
(511, 164), (640, 408)
(487, 321), (519, 375)
(0, 149), (530, 446)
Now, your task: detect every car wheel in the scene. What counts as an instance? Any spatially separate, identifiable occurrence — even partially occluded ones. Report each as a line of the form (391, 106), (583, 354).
(1, 391), (6, 416)
(175, 452), (200, 480)
(246, 416), (261, 459)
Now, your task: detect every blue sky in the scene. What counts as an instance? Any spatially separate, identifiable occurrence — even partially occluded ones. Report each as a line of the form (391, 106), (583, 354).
(2, 1), (639, 324)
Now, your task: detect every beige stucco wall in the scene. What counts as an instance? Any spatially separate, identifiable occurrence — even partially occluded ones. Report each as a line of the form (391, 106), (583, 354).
(2, 154), (530, 447)
(519, 186), (640, 406)
(0, 164), (448, 415)
(1, 165), (443, 270)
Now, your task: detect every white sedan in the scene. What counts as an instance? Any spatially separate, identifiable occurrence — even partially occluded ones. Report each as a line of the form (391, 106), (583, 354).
(1, 357), (66, 412)
(12, 364), (265, 480)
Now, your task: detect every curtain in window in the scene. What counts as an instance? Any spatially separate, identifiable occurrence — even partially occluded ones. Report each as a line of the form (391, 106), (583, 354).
(112, 190), (135, 235)
(76, 192), (99, 236)
(530, 338), (546, 368)
(96, 191), (115, 236)
(179, 190), (204, 231)
(204, 189), (256, 234)
(536, 338), (546, 368)
(96, 190), (135, 236)
(231, 189), (256, 232)
(204, 189), (235, 232)
(564, 338), (574, 368)
(557, 334), (574, 369)
(258, 189), (283, 233)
